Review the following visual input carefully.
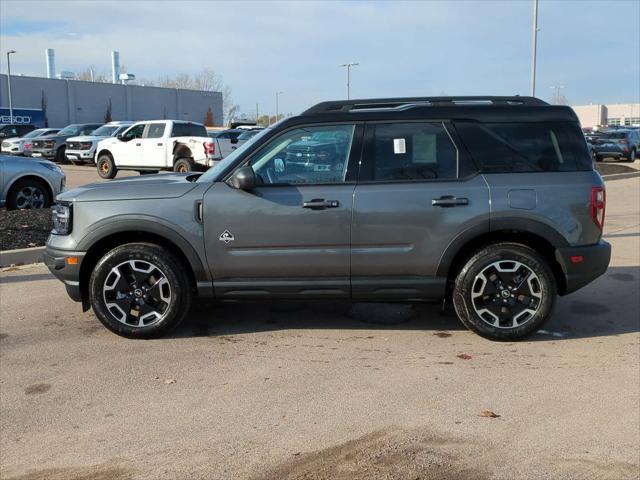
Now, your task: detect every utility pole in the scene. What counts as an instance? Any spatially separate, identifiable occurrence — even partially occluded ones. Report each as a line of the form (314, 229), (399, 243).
(275, 91), (283, 123)
(6, 50), (16, 122)
(256, 103), (259, 124)
(339, 62), (359, 100)
(530, 0), (539, 97)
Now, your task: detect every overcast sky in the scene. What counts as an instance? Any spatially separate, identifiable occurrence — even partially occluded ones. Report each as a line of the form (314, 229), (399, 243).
(1, 0), (638, 116)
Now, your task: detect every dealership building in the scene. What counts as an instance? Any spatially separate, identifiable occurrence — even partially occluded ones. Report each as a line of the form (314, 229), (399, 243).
(572, 103), (640, 129)
(0, 73), (223, 128)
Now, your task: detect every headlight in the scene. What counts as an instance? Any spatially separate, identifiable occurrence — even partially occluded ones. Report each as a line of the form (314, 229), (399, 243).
(41, 162), (63, 173)
(51, 203), (72, 235)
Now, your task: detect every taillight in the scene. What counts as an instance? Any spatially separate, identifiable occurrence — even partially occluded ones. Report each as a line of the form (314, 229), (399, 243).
(590, 187), (606, 230)
(204, 141), (215, 155)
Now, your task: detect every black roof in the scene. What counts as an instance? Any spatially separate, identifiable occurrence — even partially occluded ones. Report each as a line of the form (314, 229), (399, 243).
(287, 96), (579, 125)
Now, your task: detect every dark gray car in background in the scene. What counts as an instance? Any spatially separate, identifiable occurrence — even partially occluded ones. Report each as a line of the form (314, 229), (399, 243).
(45, 96), (611, 341)
(30, 123), (102, 162)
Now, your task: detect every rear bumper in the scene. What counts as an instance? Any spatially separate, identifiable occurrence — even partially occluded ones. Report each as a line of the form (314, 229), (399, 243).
(43, 246), (86, 306)
(555, 240), (611, 295)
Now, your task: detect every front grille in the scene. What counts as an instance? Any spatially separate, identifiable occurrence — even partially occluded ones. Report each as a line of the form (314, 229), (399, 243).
(67, 141), (92, 150)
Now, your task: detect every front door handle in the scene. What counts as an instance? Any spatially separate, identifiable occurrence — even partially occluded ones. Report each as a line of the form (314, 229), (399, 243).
(135, 143), (142, 146)
(432, 196), (469, 207)
(302, 199), (340, 210)
(157, 143), (163, 146)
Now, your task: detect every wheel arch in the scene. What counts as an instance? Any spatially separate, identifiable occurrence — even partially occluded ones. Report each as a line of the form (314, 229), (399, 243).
(439, 220), (568, 296)
(5, 174), (55, 206)
(78, 220), (212, 307)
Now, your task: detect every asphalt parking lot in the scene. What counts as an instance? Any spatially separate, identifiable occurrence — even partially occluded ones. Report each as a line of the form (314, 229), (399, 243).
(1, 174), (639, 479)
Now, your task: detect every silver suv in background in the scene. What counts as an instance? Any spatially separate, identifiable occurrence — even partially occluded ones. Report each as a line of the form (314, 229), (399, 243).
(65, 121), (134, 165)
(45, 96), (610, 341)
(0, 154), (65, 209)
(1, 128), (60, 155)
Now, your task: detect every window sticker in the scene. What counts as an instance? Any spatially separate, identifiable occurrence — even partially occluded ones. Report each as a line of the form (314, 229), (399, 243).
(393, 138), (406, 154)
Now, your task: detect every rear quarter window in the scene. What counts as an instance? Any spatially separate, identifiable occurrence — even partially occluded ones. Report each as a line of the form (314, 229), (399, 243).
(454, 122), (592, 172)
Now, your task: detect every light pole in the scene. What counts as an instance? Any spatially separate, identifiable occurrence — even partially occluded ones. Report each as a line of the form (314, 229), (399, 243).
(530, 0), (539, 97)
(339, 62), (359, 100)
(275, 91), (283, 123)
(6, 50), (16, 122)
(550, 85), (565, 105)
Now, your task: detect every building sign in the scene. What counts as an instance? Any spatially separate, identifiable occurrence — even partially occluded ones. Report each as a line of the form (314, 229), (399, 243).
(0, 108), (46, 127)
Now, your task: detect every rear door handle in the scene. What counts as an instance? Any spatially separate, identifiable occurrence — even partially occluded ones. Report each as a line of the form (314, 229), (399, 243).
(303, 198), (340, 210)
(135, 143), (142, 146)
(432, 196), (469, 207)
(157, 143), (163, 146)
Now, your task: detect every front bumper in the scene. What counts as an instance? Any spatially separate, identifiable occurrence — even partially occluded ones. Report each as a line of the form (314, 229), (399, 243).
(44, 245), (87, 307)
(555, 240), (611, 294)
(65, 148), (95, 162)
(31, 149), (56, 159)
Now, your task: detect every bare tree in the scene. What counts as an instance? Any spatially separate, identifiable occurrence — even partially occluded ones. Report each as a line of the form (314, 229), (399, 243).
(76, 66), (110, 83)
(155, 69), (236, 124)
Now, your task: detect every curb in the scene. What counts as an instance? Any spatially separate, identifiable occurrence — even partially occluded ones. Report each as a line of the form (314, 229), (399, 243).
(602, 171), (640, 181)
(0, 246), (45, 268)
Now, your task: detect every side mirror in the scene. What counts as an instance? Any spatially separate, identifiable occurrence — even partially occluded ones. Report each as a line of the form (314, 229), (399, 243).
(229, 166), (257, 190)
(117, 133), (125, 141)
(231, 138), (238, 145)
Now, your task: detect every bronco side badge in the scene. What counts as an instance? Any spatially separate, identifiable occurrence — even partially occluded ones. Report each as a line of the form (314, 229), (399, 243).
(219, 230), (235, 244)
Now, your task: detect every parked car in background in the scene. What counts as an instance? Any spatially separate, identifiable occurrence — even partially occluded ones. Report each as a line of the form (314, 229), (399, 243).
(30, 123), (102, 162)
(0, 154), (65, 209)
(592, 129), (640, 162)
(234, 128), (265, 148)
(1, 128), (60, 155)
(208, 129), (244, 158)
(0, 124), (36, 140)
(95, 120), (217, 178)
(65, 121), (133, 165)
(45, 96), (610, 340)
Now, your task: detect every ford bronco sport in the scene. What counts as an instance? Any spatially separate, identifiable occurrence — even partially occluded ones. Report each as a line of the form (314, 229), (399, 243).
(45, 96), (611, 340)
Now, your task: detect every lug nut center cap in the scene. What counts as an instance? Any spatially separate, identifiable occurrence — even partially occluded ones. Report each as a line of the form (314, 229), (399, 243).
(134, 288), (143, 298)
(501, 290), (511, 298)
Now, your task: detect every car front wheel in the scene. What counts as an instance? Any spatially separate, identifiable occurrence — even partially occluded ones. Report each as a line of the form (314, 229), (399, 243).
(7, 178), (51, 210)
(89, 243), (192, 338)
(452, 243), (556, 341)
(97, 154), (117, 179)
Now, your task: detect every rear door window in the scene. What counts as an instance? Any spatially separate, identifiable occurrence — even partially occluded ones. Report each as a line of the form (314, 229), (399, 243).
(455, 122), (592, 172)
(364, 122), (460, 181)
(171, 123), (207, 137)
(145, 123), (166, 138)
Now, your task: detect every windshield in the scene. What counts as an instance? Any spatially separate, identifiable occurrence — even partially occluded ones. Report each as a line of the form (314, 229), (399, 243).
(58, 125), (80, 135)
(23, 129), (47, 138)
(198, 127), (273, 183)
(91, 125), (119, 137)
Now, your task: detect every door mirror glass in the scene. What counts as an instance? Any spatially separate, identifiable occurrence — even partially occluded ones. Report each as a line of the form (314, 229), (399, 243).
(229, 165), (257, 190)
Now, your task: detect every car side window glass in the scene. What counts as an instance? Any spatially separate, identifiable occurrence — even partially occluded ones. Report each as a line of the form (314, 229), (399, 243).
(145, 123), (165, 139)
(455, 122), (584, 172)
(370, 123), (458, 181)
(4, 126), (18, 137)
(123, 124), (145, 140)
(249, 124), (355, 185)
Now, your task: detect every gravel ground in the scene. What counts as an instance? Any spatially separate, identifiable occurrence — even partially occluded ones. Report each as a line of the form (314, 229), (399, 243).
(596, 162), (637, 176)
(0, 209), (52, 251)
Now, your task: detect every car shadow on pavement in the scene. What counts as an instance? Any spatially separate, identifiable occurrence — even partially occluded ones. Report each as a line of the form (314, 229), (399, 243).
(170, 266), (639, 342)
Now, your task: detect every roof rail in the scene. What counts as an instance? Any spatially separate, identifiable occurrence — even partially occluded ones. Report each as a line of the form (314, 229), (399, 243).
(302, 96), (549, 115)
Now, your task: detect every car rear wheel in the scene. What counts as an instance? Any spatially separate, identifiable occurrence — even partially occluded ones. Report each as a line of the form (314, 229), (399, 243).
(97, 154), (117, 179)
(625, 148), (636, 162)
(89, 243), (192, 338)
(452, 243), (556, 341)
(173, 158), (196, 173)
(7, 178), (51, 210)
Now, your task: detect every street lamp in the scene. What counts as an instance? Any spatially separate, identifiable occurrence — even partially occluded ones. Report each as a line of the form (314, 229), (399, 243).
(530, 0), (539, 97)
(339, 62), (359, 100)
(6, 50), (16, 122)
(275, 91), (283, 123)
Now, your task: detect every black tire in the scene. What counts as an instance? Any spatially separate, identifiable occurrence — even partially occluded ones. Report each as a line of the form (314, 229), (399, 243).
(97, 153), (117, 179)
(624, 148), (636, 162)
(452, 243), (556, 341)
(89, 243), (192, 339)
(6, 178), (52, 210)
(138, 170), (159, 175)
(173, 158), (196, 173)
(55, 145), (67, 163)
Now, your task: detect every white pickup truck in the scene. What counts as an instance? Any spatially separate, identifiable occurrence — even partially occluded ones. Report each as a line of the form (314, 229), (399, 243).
(94, 120), (220, 179)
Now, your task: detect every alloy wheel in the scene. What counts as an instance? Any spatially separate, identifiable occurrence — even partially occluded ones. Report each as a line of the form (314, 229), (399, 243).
(471, 260), (542, 329)
(15, 186), (46, 209)
(103, 260), (172, 327)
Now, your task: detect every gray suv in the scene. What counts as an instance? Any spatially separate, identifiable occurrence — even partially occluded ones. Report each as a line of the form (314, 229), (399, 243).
(45, 96), (611, 340)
